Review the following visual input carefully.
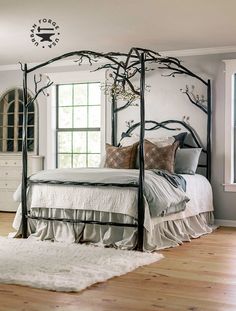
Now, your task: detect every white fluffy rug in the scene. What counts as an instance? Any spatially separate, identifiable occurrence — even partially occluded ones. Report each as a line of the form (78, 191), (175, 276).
(0, 237), (163, 292)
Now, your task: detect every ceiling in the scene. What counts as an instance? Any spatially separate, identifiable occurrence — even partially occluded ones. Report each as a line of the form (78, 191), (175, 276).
(0, 0), (236, 66)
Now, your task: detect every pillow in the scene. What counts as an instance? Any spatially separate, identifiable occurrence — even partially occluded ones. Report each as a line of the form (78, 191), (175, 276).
(143, 140), (179, 173)
(120, 134), (175, 148)
(175, 148), (202, 175)
(104, 143), (138, 169)
(173, 132), (188, 148)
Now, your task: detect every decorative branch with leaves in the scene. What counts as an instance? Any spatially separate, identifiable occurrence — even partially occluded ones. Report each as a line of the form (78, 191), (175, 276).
(157, 57), (208, 86)
(26, 74), (53, 108)
(180, 85), (207, 114)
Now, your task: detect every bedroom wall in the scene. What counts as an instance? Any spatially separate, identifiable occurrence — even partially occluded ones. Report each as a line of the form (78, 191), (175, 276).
(0, 64), (92, 160)
(0, 52), (236, 221)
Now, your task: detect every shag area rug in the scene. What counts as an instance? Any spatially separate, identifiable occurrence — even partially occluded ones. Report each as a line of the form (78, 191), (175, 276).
(0, 237), (163, 292)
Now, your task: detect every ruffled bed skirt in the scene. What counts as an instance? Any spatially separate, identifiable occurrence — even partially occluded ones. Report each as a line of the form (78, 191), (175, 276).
(14, 208), (215, 251)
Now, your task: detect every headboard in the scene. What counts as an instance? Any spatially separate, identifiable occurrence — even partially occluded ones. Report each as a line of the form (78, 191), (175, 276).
(120, 119), (208, 174)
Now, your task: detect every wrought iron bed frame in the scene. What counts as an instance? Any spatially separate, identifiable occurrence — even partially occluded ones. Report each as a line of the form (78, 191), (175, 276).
(20, 47), (211, 251)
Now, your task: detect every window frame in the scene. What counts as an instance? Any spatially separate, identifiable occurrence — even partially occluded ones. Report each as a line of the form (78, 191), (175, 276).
(224, 59), (236, 191)
(46, 71), (106, 169)
(0, 87), (36, 153)
(55, 82), (102, 168)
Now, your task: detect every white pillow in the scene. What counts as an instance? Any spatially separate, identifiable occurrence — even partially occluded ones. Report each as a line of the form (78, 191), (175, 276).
(120, 134), (175, 147)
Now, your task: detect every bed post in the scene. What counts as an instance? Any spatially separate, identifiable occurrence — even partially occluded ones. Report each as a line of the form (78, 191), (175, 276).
(137, 53), (145, 251)
(207, 79), (211, 181)
(21, 64), (28, 238)
(111, 94), (117, 146)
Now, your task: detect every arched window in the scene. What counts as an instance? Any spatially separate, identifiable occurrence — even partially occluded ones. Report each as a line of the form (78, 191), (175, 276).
(0, 88), (36, 152)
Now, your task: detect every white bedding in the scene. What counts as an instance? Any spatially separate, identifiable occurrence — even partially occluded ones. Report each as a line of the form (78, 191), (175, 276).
(13, 173), (213, 232)
(157, 174), (213, 223)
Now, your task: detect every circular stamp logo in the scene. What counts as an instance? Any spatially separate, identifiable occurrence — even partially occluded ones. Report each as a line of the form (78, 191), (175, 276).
(30, 18), (60, 48)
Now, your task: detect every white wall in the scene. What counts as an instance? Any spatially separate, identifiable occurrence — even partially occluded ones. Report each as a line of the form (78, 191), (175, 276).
(1, 52), (236, 221)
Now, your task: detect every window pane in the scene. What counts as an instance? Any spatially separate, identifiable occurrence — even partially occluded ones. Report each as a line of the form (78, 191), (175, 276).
(58, 154), (72, 168)
(27, 139), (34, 151)
(18, 113), (23, 125)
(73, 154), (87, 168)
(19, 103), (23, 112)
(8, 90), (15, 104)
(28, 113), (34, 126)
(88, 106), (100, 128)
(88, 154), (100, 167)
(7, 139), (14, 152)
(58, 85), (72, 106)
(74, 84), (87, 106)
(74, 107), (87, 128)
(88, 83), (101, 105)
(27, 127), (34, 138)
(58, 107), (72, 128)
(58, 132), (72, 153)
(73, 132), (87, 153)
(88, 132), (101, 153)
(28, 103), (35, 113)
(18, 127), (23, 139)
(7, 126), (14, 139)
(8, 112), (14, 126)
(18, 139), (22, 152)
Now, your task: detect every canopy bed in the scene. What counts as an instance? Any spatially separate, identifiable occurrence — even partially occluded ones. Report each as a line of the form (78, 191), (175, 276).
(13, 47), (213, 251)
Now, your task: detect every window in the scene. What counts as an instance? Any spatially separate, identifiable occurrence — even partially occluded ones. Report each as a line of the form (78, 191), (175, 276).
(56, 82), (102, 168)
(0, 88), (35, 152)
(224, 60), (236, 191)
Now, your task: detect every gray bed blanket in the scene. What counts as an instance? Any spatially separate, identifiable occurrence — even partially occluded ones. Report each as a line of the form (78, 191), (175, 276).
(26, 168), (189, 217)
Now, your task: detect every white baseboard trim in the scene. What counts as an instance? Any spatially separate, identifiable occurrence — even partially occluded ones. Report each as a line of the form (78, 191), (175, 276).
(215, 219), (236, 227)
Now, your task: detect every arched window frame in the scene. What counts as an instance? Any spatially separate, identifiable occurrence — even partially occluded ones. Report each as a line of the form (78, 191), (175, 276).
(0, 87), (38, 153)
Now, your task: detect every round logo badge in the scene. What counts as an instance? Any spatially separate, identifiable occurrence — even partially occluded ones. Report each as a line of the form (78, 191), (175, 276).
(30, 18), (60, 48)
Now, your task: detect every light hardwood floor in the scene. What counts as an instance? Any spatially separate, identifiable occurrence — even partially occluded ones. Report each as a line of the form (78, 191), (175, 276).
(0, 212), (236, 311)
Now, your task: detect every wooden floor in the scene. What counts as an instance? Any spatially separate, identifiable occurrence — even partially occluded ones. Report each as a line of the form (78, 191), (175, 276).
(1, 212), (236, 311)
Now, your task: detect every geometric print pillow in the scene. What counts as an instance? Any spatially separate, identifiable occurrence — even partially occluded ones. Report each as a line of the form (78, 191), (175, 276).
(104, 143), (138, 169)
(143, 140), (179, 173)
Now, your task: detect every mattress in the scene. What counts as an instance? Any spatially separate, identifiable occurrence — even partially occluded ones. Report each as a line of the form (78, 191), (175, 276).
(157, 173), (213, 223)
(29, 173), (213, 218)
(13, 173), (213, 229)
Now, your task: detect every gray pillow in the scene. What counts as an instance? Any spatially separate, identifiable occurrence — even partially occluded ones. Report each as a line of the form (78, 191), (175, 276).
(175, 148), (202, 175)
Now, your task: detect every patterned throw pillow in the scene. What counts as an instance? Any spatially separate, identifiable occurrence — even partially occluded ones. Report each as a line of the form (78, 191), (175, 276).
(143, 140), (179, 173)
(104, 143), (138, 169)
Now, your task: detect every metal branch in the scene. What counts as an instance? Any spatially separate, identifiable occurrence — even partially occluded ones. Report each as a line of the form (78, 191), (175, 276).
(158, 57), (208, 85)
(158, 65), (193, 77)
(114, 98), (137, 113)
(92, 63), (118, 72)
(75, 54), (99, 66)
(18, 62), (24, 71)
(27, 76), (53, 108)
(161, 71), (187, 78)
(180, 86), (208, 114)
(34, 74), (43, 93)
